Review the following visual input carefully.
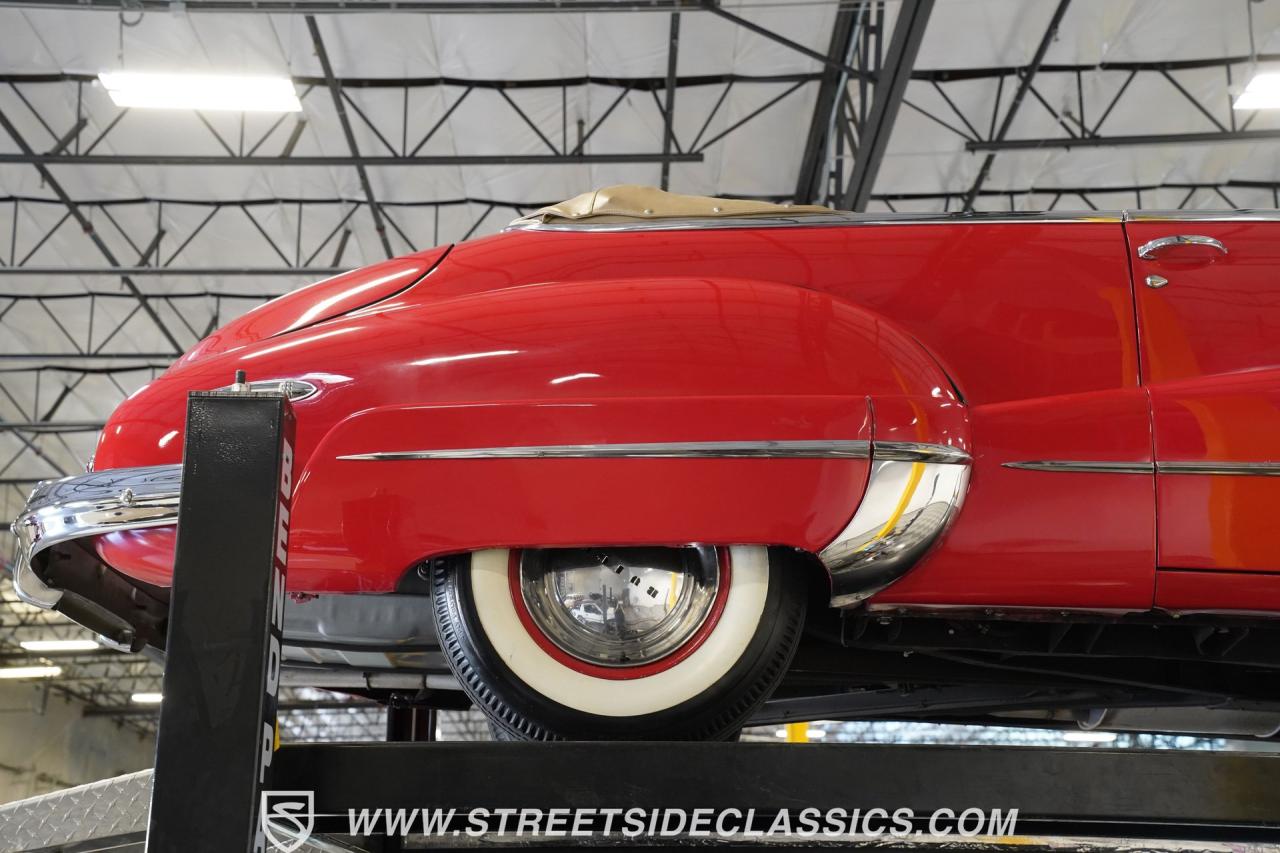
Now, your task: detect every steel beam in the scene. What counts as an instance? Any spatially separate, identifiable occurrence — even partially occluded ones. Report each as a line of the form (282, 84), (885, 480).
(0, 353), (181, 361)
(794, 4), (864, 204)
(0, 416), (68, 476)
(307, 16), (396, 260)
(0, 108), (186, 354)
(0, 266), (344, 276)
(659, 12), (681, 190)
(0, 421), (105, 433)
(966, 127), (1280, 151)
(0, 0), (707, 10)
(961, 0), (1072, 211)
(5, 56), (1279, 87)
(704, 1), (873, 83)
(840, 0), (934, 211)
(0, 152), (702, 166)
(0, 70), (819, 90)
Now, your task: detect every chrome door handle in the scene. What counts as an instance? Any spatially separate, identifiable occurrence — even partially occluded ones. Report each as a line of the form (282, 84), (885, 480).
(1137, 234), (1227, 260)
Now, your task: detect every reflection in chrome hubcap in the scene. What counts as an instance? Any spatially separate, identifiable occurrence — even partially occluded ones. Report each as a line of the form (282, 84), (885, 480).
(518, 547), (720, 667)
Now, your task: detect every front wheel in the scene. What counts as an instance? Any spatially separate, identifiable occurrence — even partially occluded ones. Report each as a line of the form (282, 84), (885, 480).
(431, 545), (806, 740)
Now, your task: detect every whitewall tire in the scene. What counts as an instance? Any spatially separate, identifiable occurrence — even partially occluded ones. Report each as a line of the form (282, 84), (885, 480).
(431, 545), (807, 740)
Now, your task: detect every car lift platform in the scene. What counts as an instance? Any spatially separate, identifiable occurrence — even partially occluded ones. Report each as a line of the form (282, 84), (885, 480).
(3, 744), (1280, 852)
(3, 390), (1279, 853)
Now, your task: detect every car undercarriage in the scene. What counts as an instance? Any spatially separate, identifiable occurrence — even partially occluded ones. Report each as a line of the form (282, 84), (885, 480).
(770, 605), (1280, 739)
(39, 532), (1280, 741)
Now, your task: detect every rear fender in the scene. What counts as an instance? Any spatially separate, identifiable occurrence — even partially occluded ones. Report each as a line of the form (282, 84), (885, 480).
(290, 396), (872, 590)
(282, 277), (966, 593)
(98, 276), (968, 596)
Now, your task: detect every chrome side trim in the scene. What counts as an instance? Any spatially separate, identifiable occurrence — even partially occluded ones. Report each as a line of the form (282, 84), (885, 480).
(507, 208), (1280, 234)
(1158, 461), (1280, 477)
(338, 439), (873, 461)
(9, 465), (182, 609)
(1004, 460), (1280, 476)
(874, 441), (973, 465)
(1003, 460), (1155, 474)
(506, 210), (1122, 233)
(820, 442), (971, 608)
(1124, 209), (1280, 222)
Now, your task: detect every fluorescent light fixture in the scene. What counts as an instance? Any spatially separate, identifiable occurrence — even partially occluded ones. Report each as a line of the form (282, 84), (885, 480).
(20, 639), (100, 652)
(806, 728), (828, 739)
(0, 665), (62, 679)
(1234, 71), (1280, 109)
(131, 692), (164, 704)
(1063, 730), (1117, 743)
(98, 71), (302, 112)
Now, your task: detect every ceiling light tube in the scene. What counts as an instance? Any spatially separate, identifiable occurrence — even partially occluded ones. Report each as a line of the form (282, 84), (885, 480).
(20, 639), (101, 652)
(1234, 71), (1280, 110)
(98, 71), (302, 112)
(0, 665), (63, 679)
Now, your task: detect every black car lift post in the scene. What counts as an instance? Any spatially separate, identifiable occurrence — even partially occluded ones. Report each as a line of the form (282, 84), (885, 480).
(147, 382), (297, 852)
(143, 387), (1280, 852)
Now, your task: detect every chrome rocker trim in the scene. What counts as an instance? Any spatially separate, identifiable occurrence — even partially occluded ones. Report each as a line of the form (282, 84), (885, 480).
(1003, 460), (1155, 474)
(338, 439), (871, 461)
(1004, 460), (1280, 476)
(1157, 461), (1280, 477)
(9, 465), (182, 609)
(819, 442), (971, 608)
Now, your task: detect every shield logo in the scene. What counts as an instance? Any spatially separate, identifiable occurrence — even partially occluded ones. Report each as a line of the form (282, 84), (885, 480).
(261, 790), (315, 852)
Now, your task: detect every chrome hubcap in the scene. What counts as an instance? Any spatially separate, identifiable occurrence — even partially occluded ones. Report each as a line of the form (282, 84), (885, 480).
(517, 547), (720, 667)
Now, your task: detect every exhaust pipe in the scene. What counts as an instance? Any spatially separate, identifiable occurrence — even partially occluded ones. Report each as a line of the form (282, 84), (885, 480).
(1078, 707), (1280, 739)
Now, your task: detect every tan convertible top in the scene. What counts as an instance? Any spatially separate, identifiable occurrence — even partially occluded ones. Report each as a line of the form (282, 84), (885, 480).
(512, 185), (831, 225)
(507, 185), (1280, 233)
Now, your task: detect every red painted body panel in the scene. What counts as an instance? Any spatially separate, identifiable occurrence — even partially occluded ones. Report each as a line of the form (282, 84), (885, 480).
(430, 224), (1138, 404)
(87, 218), (1272, 614)
(871, 394), (970, 457)
(288, 396), (873, 591)
(1156, 569), (1280, 614)
(871, 387), (1156, 610)
(95, 528), (178, 588)
(98, 396), (875, 591)
(1128, 222), (1280, 384)
(1129, 221), (1280, 574)
(180, 247), (449, 363)
(97, 275), (958, 593)
(1150, 371), (1280, 572)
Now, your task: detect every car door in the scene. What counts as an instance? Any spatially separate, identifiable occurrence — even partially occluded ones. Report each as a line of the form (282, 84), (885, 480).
(1127, 215), (1280, 575)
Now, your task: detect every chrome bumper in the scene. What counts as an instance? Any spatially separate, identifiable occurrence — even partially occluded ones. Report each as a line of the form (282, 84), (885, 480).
(818, 441), (971, 607)
(9, 465), (182, 610)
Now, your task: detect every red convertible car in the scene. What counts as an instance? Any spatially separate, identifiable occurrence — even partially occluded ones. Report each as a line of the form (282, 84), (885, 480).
(12, 186), (1280, 741)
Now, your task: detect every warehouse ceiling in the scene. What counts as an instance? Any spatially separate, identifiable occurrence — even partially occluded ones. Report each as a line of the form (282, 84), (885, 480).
(3, 0), (1280, 731)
